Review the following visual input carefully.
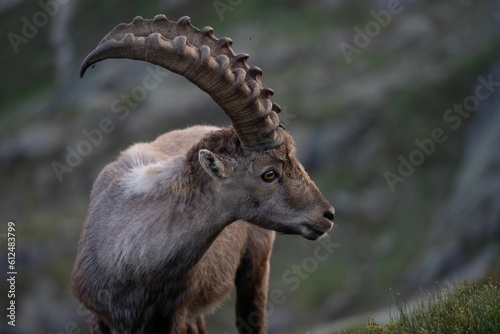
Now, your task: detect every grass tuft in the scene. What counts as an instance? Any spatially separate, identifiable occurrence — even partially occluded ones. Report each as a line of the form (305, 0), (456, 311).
(365, 278), (500, 334)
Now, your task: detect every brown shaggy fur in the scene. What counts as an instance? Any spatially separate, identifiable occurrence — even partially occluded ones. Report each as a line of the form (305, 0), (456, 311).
(72, 125), (334, 334)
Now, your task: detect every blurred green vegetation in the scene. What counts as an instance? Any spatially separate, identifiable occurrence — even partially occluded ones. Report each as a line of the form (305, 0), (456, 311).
(365, 278), (500, 334)
(1, 2), (56, 113)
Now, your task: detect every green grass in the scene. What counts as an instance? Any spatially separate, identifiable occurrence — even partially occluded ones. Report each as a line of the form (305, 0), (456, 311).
(365, 278), (500, 334)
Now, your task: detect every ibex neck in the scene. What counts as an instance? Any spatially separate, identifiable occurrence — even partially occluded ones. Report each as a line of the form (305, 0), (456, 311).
(118, 151), (235, 278)
(157, 193), (234, 277)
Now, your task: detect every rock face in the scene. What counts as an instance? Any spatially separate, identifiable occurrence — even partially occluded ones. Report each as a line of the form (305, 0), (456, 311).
(410, 60), (500, 284)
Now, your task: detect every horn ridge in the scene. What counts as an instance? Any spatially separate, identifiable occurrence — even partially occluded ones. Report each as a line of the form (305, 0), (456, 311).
(80, 15), (284, 150)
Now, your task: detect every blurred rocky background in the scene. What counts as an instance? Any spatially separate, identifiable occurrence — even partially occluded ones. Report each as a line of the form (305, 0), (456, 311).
(1, 0), (499, 333)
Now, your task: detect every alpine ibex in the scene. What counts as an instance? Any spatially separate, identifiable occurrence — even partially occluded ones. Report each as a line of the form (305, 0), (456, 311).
(72, 15), (335, 334)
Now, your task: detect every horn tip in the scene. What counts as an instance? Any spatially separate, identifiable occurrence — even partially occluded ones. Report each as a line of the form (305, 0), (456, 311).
(80, 63), (92, 78)
(80, 56), (93, 78)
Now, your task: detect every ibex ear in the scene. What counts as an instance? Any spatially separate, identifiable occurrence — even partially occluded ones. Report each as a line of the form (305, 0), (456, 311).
(198, 149), (228, 179)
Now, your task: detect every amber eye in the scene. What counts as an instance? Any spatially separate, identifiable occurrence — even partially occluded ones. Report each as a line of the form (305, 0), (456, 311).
(261, 170), (277, 183)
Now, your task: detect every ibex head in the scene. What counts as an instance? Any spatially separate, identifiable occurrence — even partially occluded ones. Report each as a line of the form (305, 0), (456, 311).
(81, 15), (334, 240)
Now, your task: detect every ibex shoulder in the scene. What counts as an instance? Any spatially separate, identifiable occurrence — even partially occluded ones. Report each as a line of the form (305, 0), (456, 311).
(121, 153), (186, 198)
(92, 126), (219, 200)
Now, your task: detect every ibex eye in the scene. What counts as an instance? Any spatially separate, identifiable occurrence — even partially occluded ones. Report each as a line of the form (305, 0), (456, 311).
(261, 170), (277, 183)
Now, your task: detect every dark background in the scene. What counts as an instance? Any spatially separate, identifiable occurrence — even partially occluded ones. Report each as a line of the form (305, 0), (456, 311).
(1, 0), (499, 333)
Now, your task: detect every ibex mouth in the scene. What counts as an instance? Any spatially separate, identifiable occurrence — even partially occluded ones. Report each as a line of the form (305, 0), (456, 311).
(300, 221), (334, 241)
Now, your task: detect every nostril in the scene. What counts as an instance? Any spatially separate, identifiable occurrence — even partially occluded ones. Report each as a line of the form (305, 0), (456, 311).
(324, 209), (335, 222)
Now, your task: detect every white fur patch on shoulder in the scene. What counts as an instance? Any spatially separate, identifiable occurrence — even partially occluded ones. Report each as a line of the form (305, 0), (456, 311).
(122, 156), (185, 198)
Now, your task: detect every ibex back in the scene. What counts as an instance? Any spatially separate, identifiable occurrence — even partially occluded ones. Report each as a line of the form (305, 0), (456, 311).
(71, 15), (335, 334)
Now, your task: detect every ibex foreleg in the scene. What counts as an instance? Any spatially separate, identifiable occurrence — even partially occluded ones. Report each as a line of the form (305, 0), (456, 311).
(235, 228), (274, 334)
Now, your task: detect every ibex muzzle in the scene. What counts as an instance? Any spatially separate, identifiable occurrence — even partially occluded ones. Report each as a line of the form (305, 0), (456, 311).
(72, 15), (335, 334)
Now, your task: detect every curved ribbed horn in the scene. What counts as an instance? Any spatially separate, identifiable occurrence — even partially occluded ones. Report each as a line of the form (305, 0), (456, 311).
(80, 15), (284, 150)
